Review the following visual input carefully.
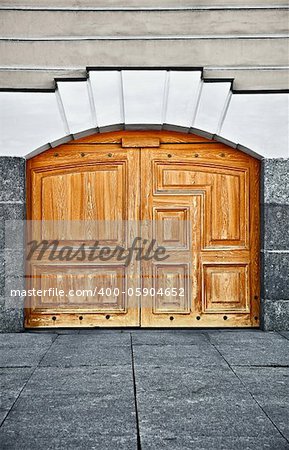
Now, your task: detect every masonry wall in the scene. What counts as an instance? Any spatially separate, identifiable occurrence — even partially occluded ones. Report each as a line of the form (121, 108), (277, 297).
(261, 159), (289, 330)
(0, 157), (25, 332)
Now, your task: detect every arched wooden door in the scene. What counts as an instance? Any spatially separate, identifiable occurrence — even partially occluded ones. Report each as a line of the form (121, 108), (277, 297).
(25, 131), (260, 328)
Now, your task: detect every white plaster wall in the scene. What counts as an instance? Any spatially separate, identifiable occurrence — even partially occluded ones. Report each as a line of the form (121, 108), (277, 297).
(221, 94), (289, 157)
(0, 92), (66, 156)
(57, 81), (95, 134)
(0, 70), (288, 158)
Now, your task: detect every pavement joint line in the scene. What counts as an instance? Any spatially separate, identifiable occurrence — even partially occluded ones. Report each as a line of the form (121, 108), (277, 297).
(130, 333), (142, 450)
(207, 335), (289, 444)
(230, 364), (289, 368)
(0, 365), (33, 369)
(39, 363), (133, 368)
(0, 333), (59, 430)
(278, 331), (289, 342)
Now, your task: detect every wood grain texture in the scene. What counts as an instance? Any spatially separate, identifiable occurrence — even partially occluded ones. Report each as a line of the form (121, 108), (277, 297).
(140, 138), (260, 328)
(26, 140), (140, 328)
(26, 131), (260, 328)
(121, 136), (160, 148)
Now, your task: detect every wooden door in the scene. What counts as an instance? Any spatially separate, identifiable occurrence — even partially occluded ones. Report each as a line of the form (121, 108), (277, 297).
(25, 143), (140, 327)
(140, 142), (260, 328)
(25, 131), (260, 328)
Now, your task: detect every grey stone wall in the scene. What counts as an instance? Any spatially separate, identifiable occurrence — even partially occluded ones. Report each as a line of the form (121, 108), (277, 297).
(0, 157), (25, 332)
(261, 159), (289, 330)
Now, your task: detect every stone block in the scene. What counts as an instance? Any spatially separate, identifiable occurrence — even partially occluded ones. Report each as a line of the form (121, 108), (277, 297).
(0, 157), (25, 203)
(261, 252), (289, 300)
(262, 159), (289, 205)
(0, 203), (25, 249)
(0, 299), (24, 333)
(262, 204), (289, 250)
(3, 249), (25, 277)
(262, 299), (289, 331)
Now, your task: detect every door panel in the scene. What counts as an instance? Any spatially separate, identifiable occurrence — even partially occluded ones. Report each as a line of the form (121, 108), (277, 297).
(154, 161), (248, 248)
(140, 144), (260, 328)
(36, 165), (126, 244)
(203, 263), (249, 313)
(25, 145), (140, 328)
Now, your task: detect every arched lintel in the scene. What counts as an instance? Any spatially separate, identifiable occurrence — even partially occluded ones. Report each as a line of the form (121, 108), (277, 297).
(25, 125), (263, 161)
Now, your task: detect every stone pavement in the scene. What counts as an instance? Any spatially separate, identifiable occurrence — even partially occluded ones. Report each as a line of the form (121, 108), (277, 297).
(0, 330), (289, 449)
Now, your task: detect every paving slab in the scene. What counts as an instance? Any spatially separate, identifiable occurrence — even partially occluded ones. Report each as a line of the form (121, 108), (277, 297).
(140, 436), (289, 450)
(51, 332), (132, 346)
(261, 404), (289, 441)
(134, 363), (285, 443)
(136, 394), (281, 439)
(0, 435), (136, 450)
(133, 344), (226, 367)
(23, 366), (134, 397)
(0, 409), (9, 428)
(0, 368), (33, 427)
(0, 368), (33, 411)
(0, 394), (137, 447)
(40, 334), (132, 367)
(134, 365), (245, 398)
(27, 329), (80, 335)
(1, 330), (289, 449)
(234, 366), (289, 400)
(0, 334), (56, 367)
(0, 333), (56, 347)
(208, 331), (289, 366)
(234, 366), (289, 441)
(280, 331), (289, 341)
(79, 329), (131, 335)
(131, 330), (209, 346)
(208, 330), (284, 345)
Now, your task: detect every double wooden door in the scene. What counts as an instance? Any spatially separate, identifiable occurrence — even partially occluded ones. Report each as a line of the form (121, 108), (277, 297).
(25, 131), (260, 328)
